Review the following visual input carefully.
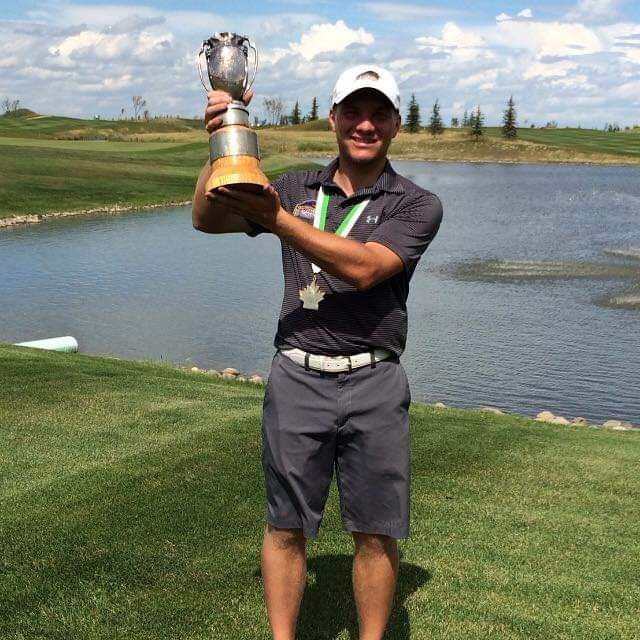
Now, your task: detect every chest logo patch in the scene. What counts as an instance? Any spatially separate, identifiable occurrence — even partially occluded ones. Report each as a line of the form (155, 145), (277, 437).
(293, 199), (316, 222)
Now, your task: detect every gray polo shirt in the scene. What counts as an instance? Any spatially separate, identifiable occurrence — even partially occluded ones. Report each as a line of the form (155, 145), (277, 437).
(249, 158), (442, 357)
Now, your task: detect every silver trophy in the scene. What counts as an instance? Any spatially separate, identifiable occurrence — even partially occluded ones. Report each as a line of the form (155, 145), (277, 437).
(198, 32), (267, 191)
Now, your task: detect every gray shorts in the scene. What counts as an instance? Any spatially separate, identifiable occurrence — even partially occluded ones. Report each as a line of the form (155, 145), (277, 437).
(261, 350), (411, 540)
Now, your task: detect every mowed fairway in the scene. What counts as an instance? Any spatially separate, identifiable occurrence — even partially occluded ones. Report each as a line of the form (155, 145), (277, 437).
(0, 137), (314, 218)
(1, 344), (639, 639)
(489, 126), (640, 158)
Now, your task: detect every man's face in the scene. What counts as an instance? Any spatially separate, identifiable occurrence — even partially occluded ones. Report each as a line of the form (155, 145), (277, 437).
(329, 88), (401, 165)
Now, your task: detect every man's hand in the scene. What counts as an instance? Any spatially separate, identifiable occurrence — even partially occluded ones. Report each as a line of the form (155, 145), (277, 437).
(206, 184), (283, 230)
(204, 89), (254, 134)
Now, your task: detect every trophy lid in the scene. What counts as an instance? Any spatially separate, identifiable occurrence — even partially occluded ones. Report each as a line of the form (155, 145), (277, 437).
(208, 32), (250, 49)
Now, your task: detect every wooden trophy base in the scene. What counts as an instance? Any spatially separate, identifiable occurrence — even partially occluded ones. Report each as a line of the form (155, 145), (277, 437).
(206, 155), (269, 193)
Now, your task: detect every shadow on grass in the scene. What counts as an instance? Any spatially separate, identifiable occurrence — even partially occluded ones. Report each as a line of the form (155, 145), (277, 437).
(256, 554), (430, 640)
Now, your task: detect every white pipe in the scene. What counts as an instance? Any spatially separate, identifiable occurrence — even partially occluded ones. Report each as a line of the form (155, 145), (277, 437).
(14, 336), (79, 353)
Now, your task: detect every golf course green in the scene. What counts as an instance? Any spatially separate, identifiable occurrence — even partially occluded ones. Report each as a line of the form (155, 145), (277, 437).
(0, 344), (638, 639)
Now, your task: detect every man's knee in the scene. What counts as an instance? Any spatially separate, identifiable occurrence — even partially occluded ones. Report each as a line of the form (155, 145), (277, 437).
(265, 524), (306, 550)
(352, 531), (397, 556)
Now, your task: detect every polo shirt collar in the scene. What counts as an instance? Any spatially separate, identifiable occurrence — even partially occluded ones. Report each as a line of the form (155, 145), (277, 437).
(304, 157), (405, 196)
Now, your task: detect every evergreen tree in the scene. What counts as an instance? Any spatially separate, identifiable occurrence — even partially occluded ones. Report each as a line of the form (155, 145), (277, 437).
(471, 105), (484, 139)
(502, 95), (517, 138)
(308, 97), (318, 121)
(428, 99), (444, 136)
(405, 93), (421, 133)
(290, 100), (301, 125)
(462, 109), (469, 127)
(468, 110), (476, 129)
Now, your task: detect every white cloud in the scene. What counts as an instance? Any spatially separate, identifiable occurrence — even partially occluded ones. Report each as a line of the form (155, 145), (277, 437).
(0, 55), (19, 68)
(524, 60), (578, 79)
(48, 28), (173, 65)
(103, 73), (134, 89)
(457, 69), (498, 89)
(566, 0), (620, 22)
(550, 74), (592, 89)
(3, 0), (640, 127)
(417, 21), (485, 50)
(599, 22), (640, 64)
(492, 20), (602, 57)
(289, 20), (374, 60)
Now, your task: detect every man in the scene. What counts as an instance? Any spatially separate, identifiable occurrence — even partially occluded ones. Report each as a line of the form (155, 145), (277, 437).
(192, 65), (442, 640)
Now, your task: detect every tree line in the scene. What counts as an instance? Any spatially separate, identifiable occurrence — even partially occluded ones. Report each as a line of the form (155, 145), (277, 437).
(405, 94), (517, 139)
(261, 96), (319, 127)
(2, 97), (21, 113)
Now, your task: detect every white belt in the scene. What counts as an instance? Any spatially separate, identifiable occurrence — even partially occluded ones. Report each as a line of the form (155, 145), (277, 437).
(279, 348), (392, 373)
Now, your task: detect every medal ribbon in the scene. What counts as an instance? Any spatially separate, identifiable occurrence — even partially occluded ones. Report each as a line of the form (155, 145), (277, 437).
(311, 186), (370, 274)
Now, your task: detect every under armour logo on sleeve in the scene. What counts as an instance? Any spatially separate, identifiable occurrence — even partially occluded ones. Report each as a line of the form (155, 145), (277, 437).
(366, 215), (379, 224)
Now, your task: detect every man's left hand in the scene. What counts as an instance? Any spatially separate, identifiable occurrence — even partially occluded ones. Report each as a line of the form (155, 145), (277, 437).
(206, 184), (282, 230)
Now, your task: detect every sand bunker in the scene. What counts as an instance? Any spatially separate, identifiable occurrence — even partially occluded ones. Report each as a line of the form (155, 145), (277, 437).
(604, 248), (640, 261)
(596, 286), (640, 310)
(449, 250), (640, 311)
(453, 258), (638, 281)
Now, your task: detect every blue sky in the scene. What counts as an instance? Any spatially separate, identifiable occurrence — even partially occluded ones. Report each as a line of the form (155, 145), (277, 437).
(2, 0), (640, 126)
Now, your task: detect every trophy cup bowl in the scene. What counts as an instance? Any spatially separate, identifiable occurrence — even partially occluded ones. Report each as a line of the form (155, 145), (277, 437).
(198, 32), (268, 192)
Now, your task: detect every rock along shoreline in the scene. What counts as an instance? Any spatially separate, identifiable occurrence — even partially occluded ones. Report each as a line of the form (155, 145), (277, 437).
(185, 365), (638, 431)
(0, 200), (193, 230)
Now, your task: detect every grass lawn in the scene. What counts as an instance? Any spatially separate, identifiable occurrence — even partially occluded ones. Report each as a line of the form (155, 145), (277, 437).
(1, 345), (638, 639)
(0, 138), (316, 218)
(3, 112), (640, 221)
(491, 127), (640, 158)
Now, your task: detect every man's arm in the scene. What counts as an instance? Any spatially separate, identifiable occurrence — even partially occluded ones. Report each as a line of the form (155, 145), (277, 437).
(209, 186), (404, 290)
(191, 160), (254, 234)
(191, 88), (256, 234)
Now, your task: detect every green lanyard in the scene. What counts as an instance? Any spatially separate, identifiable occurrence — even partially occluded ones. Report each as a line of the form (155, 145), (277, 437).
(312, 186), (370, 274)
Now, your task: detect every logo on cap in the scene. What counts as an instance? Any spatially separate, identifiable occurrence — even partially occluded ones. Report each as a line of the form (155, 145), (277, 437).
(356, 71), (380, 82)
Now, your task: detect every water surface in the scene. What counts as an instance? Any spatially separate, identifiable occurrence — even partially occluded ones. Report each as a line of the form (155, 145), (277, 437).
(1, 160), (639, 423)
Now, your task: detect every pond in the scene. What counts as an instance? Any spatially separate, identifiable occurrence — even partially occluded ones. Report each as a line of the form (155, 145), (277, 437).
(2, 160), (639, 424)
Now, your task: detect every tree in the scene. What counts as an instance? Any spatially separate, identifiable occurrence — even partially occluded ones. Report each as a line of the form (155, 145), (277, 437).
(290, 100), (301, 125)
(462, 109), (469, 127)
(308, 97), (319, 121)
(450, 117), (459, 128)
(263, 96), (283, 126)
(471, 105), (484, 139)
(428, 99), (444, 136)
(502, 95), (517, 138)
(405, 93), (421, 133)
(132, 95), (146, 120)
(2, 98), (20, 113)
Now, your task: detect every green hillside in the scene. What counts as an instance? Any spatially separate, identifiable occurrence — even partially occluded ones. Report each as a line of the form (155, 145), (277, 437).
(485, 126), (640, 158)
(0, 344), (638, 639)
(0, 111), (203, 140)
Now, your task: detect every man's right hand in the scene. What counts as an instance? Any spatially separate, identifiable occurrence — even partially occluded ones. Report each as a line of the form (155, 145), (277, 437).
(204, 89), (254, 133)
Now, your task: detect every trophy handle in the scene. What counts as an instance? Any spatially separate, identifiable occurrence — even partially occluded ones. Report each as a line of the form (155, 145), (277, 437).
(245, 39), (258, 94)
(197, 42), (210, 93)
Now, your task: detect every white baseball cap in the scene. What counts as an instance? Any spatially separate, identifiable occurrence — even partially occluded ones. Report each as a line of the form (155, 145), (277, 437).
(331, 64), (401, 111)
